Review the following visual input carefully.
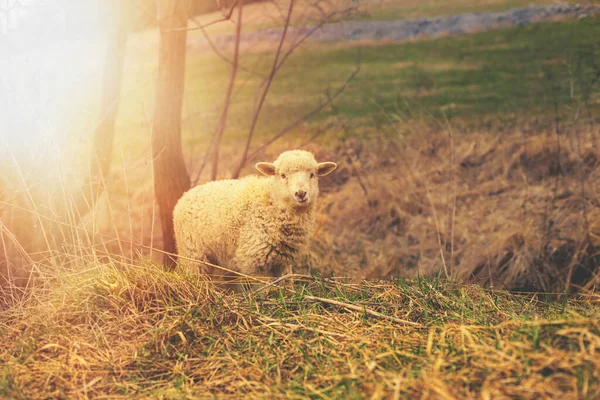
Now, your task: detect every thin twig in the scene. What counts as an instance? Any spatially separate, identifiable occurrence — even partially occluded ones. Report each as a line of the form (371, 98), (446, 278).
(190, 15), (263, 78)
(252, 273), (306, 294)
(304, 295), (422, 326)
(425, 184), (449, 279)
(249, 7), (351, 100)
(168, 0), (239, 32)
(257, 319), (347, 338)
(297, 121), (334, 148)
(274, 10), (343, 71)
(210, 0), (244, 181)
(247, 62), (360, 162)
(540, 100), (562, 258)
(233, 0), (295, 179)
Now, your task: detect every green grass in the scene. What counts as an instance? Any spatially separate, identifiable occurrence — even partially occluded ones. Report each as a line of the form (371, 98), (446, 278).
(0, 264), (598, 398)
(198, 17), (599, 140)
(189, 0), (596, 34)
(3, 4), (600, 398)
(111, 16), (600, 157)
(358, 0), (599, 22)
(264, 16), (600, 127)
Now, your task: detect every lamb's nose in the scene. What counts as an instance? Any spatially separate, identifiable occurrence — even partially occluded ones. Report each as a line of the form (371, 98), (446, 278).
(295, 190), (307, 200)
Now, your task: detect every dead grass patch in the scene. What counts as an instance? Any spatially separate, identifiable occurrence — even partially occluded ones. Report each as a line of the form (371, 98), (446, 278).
(304, 122), (600, 292)
(0, 263), (598, 398)
(3, 120), (600, 298)
(1, 113), (600, 397)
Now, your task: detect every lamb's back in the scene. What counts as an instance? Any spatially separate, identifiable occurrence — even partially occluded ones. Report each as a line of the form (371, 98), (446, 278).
(173, 175), (269, 264)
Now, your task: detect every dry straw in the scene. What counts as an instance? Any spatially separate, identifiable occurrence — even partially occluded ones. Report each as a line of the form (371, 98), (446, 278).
(0, 264), (598, 398)
(1, 120), (600, 397)
(308, 122), (600, 292)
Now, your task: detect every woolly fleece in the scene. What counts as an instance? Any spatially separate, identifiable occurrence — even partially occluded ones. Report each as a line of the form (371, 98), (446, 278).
(173, 150), (336, 284)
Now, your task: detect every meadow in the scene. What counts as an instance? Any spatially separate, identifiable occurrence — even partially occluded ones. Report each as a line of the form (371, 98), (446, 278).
(117, 7), (600, 148)
(1, 0), (600, 398)
(1, 264), (599, 398)
(113, 0), (600, 155)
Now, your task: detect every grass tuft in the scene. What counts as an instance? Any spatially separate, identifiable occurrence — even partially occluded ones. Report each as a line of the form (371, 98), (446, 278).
(1, 263), (599, 398)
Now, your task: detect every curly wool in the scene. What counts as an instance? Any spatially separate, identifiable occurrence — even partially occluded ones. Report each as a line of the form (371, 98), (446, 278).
(173, 150), (333, 284)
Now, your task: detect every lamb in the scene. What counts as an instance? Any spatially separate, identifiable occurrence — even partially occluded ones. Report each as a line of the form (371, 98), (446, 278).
(173, 150), (337, 286)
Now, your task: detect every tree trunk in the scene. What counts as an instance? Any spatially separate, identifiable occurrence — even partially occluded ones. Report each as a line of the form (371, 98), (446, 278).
(152, 0), (191, 269)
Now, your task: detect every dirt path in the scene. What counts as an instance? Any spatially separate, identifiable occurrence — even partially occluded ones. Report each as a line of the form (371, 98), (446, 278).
(197, 3), (598, 48)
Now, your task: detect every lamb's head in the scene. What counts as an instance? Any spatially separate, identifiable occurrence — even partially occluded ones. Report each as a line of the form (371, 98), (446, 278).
(256, 150), (337, 208)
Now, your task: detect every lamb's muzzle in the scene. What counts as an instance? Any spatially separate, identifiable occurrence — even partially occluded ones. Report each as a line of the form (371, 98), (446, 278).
(295, 190), (307, 203)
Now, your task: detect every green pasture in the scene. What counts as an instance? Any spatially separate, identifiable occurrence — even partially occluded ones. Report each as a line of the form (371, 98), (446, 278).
(165, 16), (600, 146)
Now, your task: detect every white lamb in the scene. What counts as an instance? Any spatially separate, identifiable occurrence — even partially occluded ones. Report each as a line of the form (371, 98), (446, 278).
(173, 150), (337, 285)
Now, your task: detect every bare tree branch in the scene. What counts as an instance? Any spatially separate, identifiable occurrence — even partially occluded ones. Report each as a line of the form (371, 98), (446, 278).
(249, 6), (355, 105)
(247, 61), (360, 162)
(276, 6), (357, 72)
(211, 0), (244, 180)
(168, 0), (238, 31)
(297, 121), (334, 148)
(185, 0), (358, 181)
(228, 2), (358, 177)
(232, 0), (295, 179)
(189, 14), (263, 78)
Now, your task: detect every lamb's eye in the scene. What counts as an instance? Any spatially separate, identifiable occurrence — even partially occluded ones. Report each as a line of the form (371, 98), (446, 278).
(281, 174), (286, 179)
(309, 173), (315, 179)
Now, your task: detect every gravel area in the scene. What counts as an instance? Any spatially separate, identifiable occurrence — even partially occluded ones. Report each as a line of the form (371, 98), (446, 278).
(202, 3), (598, 47)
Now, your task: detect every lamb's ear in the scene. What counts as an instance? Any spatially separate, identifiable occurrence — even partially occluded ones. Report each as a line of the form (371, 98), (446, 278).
(255, 162), (276, 176)
(316, 162), (337, 176)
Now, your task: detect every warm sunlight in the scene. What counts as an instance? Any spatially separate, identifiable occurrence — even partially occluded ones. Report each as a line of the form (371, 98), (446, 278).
(1, 0), (112, 169)
(1, 1), (599, 397)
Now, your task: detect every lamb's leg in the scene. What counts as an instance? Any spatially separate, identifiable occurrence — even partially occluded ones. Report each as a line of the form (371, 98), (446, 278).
(227, 235), (277, 291)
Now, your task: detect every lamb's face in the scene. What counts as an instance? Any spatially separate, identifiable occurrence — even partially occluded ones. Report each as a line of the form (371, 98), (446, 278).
(256, 150), (337, 208)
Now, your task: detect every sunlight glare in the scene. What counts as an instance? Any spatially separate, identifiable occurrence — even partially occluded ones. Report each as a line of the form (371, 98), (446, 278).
(0, 0), (115, 182)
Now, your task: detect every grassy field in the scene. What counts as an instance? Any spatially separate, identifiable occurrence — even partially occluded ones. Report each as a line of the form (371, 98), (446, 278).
(358, 0), (600, 21)
(268, 17), (600, 126)
(2, 1), (600, 398)
(187, 0), (599, 34)
(1, 264), (599, 398)
(113, 14), (600, 162)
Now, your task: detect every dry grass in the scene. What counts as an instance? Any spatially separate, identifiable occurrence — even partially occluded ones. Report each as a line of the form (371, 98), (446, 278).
(299, 120), (600, 293)
(2, 1), (599, 397)
(2, 119), (600, 294)
(2, 119), (600, 398)
(1, 261), (599, 399)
